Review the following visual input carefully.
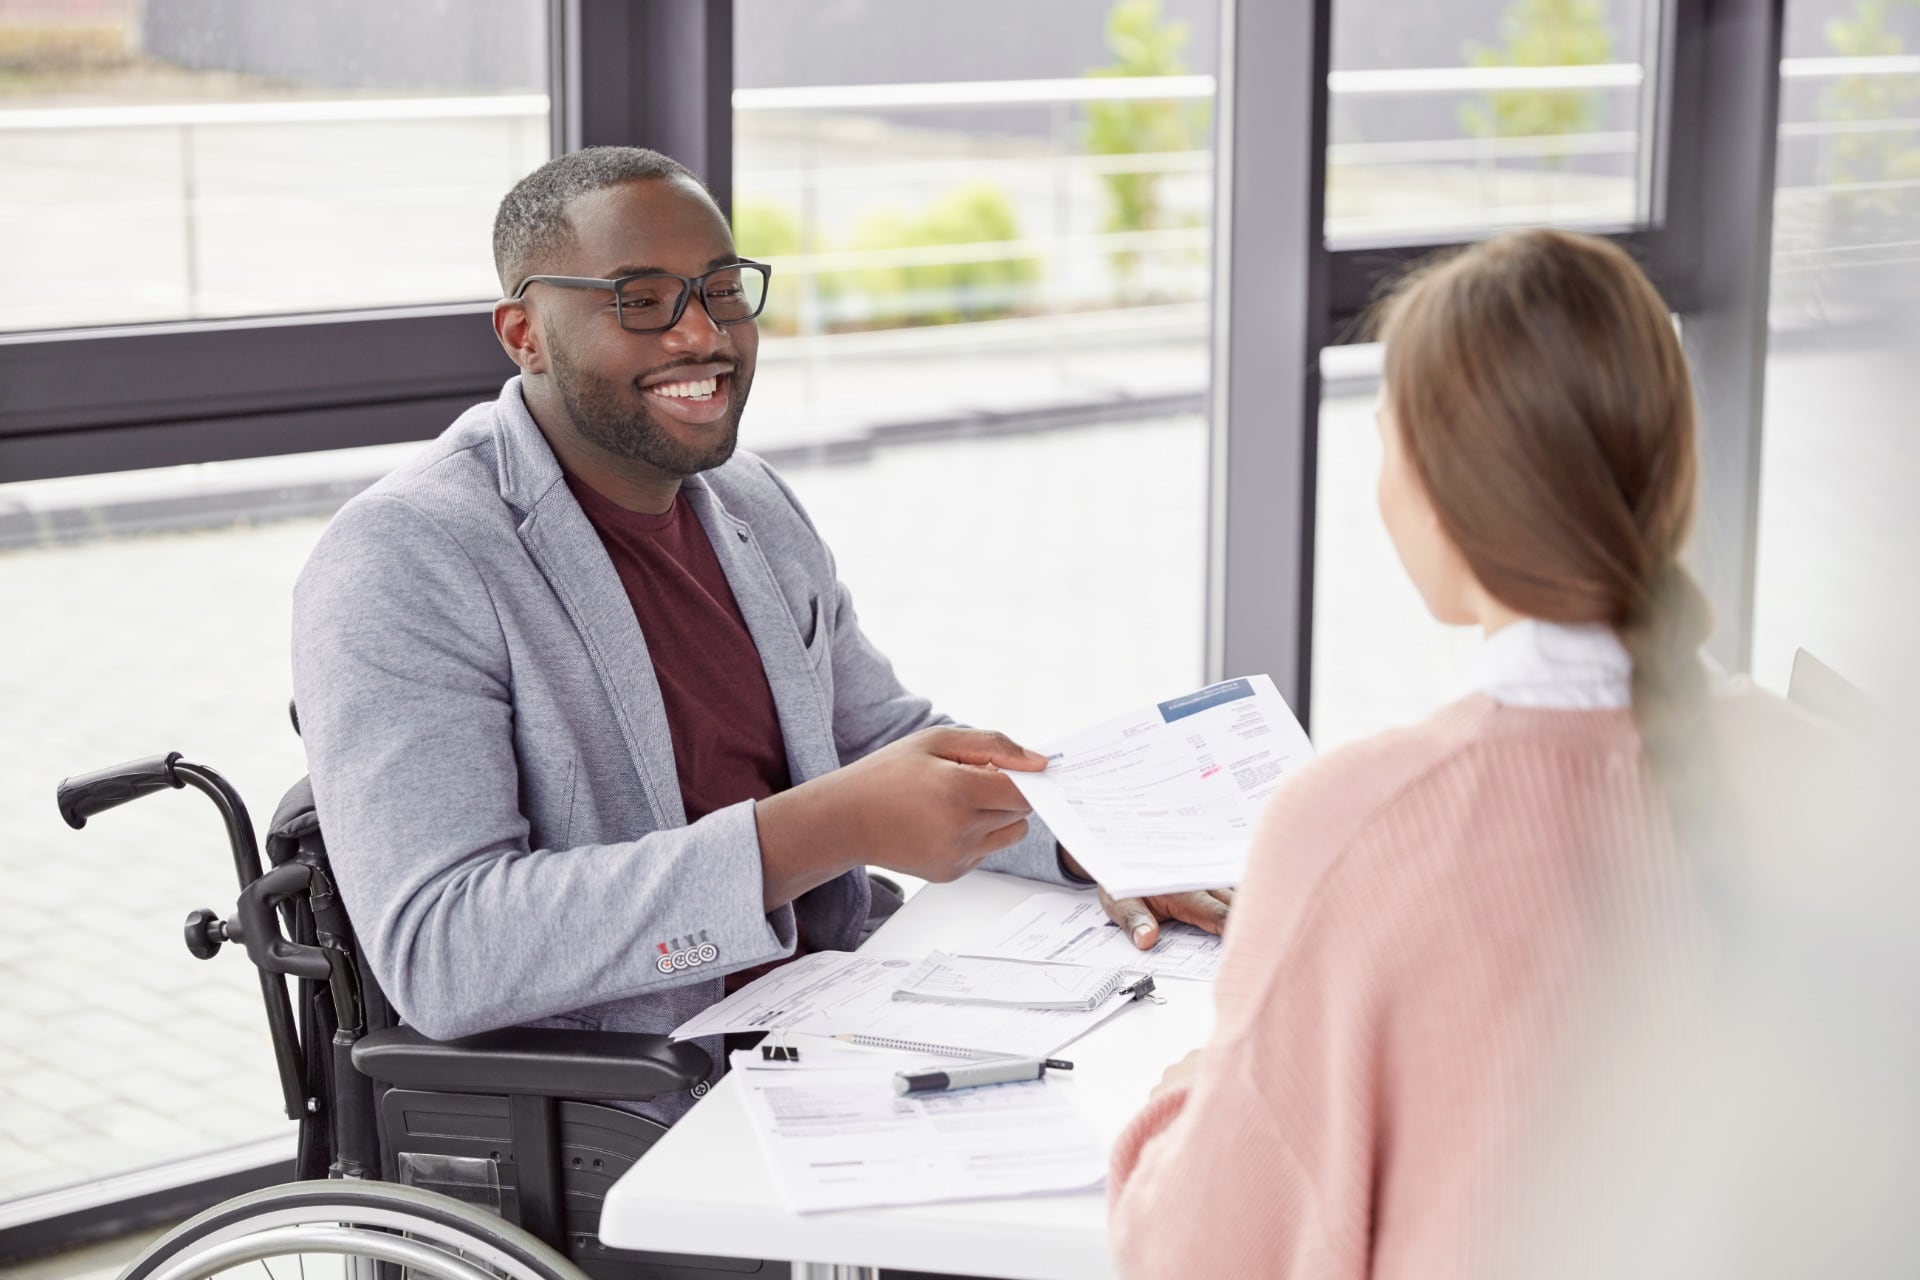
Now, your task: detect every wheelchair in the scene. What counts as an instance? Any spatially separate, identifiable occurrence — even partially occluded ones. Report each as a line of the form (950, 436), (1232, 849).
(56, 740), (778, 1280)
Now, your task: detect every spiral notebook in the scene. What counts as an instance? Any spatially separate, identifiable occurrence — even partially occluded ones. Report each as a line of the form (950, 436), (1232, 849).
(890, 950), (1146, 1012)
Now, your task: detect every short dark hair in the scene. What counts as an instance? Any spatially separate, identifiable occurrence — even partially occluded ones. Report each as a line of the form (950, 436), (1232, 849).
(491, 146), (713, 293)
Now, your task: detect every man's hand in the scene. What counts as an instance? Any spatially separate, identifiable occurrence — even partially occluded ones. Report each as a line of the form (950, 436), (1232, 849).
(1062, 851), (1234, 950)
(755, 726), (1047, 908)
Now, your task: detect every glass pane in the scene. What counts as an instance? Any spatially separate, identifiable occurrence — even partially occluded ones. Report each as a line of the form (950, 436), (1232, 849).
(0, 444), (416, 1204)
(1328, 0), (1656, 242)
(1751, 7), (1920, 700)
(733, 0), (1217, 740)
(0, 0), (551, 333)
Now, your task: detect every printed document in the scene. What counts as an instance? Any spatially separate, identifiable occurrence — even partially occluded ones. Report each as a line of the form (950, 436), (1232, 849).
(669, 950), (1135, 1058)
(1006, 675), (1313, 897)
(960, 889), (1223, 982)
(732, 1053), (1107, 1212)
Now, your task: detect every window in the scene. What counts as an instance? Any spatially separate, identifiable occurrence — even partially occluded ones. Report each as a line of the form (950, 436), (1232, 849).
(731, 0), (1218, 741)
(0, 0), (551, 333)
(1327, 0), (1663, 243)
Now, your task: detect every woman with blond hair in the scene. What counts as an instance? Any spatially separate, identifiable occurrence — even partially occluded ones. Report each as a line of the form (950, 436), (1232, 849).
(1106, 227), (1789, 1277)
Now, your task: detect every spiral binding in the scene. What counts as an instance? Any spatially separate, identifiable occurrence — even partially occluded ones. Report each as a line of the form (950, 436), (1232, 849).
(836, 1035), (1005, 1060)
(893, 960), (1141, 1011)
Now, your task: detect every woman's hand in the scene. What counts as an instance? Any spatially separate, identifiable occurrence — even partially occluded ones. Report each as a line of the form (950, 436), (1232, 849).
(1151, 1049), (1206, 1101)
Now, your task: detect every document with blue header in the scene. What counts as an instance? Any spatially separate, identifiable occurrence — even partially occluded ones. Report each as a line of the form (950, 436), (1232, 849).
(1006, 675), (1314, 897)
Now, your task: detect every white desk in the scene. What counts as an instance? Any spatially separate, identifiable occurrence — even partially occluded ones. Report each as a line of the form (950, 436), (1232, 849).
(598, 870), (1214, 1279)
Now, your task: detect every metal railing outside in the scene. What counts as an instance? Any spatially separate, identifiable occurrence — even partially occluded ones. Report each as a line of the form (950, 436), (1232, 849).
(0, 60), (1912, 331)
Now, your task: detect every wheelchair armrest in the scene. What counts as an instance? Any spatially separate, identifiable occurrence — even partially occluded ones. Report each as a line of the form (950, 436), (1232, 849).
(350, 1026), (712, 1102)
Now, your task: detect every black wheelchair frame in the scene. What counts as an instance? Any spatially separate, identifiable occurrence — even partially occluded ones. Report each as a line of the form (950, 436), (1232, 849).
(56, 745), (770, 1280)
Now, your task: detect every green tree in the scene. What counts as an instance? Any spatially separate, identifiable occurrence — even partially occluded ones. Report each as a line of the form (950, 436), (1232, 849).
(729, 199), (803, 335)
(1084, 0), (1209, 290)
(1460, 0), (1615, 161)
(836, 183), (1039, 328)
(730, 199), (801, 259)
(1817, 0), (1920, 229)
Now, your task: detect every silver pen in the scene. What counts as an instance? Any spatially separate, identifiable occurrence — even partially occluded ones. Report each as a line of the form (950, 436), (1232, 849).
(893, 1056), (1071, 1095)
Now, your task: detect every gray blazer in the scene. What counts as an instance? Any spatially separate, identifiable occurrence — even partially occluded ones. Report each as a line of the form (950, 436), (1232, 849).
(291, 377), (1069, 1121)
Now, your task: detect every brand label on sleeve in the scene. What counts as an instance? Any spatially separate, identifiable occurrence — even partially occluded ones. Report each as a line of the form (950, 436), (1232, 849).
(656, 930), (719, 974)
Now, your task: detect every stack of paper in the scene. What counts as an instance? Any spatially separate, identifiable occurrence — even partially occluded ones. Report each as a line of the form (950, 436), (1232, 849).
(731, 1052), (1108, 1213)
(1006, 674), (1313, 896)
(670, 951), (1138, 1060)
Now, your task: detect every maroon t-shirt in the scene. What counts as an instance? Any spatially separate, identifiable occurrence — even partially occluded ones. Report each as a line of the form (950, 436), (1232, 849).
(566, 476), (793, 824)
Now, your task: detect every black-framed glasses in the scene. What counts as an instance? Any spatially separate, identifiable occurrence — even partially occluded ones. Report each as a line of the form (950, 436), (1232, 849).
(508, 261), (771, 333)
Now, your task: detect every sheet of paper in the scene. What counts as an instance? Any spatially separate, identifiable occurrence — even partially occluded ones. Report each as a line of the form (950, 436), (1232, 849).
(1007, 675), (1314, 897)
(731, 1053), (1108, 1213)
(959, 890), (1224, 982)
(670, 950), (1136, 1059)
(670, 951), (907, 1041)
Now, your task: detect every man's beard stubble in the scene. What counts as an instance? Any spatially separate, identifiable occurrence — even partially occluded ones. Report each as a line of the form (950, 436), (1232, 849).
(548, 341), (749, 478)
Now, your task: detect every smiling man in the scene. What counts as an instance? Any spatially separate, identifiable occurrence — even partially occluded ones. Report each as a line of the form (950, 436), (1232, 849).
(290, 147), (1228, 1122)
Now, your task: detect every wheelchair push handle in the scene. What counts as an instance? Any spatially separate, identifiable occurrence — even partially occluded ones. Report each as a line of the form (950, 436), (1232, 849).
(57, 752), (184, 829)
(59, 750), (321, 1123)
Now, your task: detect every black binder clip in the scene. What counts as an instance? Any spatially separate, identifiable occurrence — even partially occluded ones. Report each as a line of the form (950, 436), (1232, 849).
(1123, 975), (1163, 1005)
(761, 1036), (801, 1063)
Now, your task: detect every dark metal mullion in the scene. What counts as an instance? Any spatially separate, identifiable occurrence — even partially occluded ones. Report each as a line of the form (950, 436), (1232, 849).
(0, 394), (497, 485)
(0, 1158), (291, 1267)
(571, 0), (734, 219)
(0, 307), (510, 437)
(1206, 0), (1333, 724)
(1666, 0), (1786, 673)
(1637, 0), (1684, 229)
(0, 308), (516, 485)
(1328, 228), (1698, 339)
(549, 0), (579, 159)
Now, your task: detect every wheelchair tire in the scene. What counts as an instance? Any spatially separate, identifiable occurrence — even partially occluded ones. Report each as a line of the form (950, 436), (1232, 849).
(119, 1179), (585, 1280)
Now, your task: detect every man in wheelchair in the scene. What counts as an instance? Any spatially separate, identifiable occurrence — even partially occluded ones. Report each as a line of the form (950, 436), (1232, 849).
(289, 145), (1231, 1125)
(57, 144), (1233, 1280)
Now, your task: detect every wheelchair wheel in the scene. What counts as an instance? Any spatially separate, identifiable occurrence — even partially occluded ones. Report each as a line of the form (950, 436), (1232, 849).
(120, 1180), (585, 1280)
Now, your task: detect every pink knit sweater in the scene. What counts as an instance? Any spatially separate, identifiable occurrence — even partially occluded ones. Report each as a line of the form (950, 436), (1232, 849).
(1107, 695), (1707, 1279)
